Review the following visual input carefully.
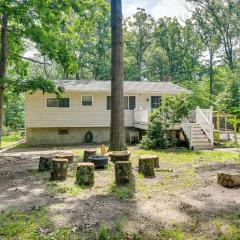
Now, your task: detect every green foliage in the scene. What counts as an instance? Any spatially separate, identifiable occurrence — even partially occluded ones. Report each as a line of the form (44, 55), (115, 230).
(98, 225), (110, 240)
(155, 17), (203, 83)
(140, 95), (190, 150)
(3, 91), (24, 129)
(1, 133), (23, 147)
(124, 8), (155, 80)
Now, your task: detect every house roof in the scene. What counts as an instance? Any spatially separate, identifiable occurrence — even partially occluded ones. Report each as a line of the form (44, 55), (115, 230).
(55, 80), (192, 94)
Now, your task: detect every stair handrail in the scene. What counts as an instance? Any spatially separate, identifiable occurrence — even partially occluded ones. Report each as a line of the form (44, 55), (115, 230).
(181, 117), (192, 149)
(196, 107), (214, 145)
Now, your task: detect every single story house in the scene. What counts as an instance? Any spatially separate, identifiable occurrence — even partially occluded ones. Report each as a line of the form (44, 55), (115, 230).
(25, 80), (192, 145)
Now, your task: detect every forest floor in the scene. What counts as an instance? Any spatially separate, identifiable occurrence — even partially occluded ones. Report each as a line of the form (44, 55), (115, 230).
(0, 145), (240, 239)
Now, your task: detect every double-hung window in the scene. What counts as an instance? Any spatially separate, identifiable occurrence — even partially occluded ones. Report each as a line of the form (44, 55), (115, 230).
(82, 96), (93, 106)
(124, 96), (136, 110)
(107, 96), (136, 110)
(47, 98), (70, 108)
(151, 96), (161, 109)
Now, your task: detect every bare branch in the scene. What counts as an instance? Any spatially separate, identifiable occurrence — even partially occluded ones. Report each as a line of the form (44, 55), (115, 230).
(9, 51), (52, 65)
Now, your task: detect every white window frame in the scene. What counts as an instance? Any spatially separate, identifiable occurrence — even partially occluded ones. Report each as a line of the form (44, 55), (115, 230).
(45, 97), (71, 109)
(125, 96), (136, 111)
(81, 95), (93, 107)
(107, 95), (136, 111)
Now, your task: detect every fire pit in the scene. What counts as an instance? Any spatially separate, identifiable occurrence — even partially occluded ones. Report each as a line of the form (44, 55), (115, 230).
(88, 155), (108, 169)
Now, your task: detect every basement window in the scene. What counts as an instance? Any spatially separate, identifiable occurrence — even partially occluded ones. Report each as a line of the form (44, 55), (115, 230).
(58, 129), (69, 135)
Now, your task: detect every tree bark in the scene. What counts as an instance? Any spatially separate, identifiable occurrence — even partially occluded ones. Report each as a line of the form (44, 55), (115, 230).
(110, 0), (126, 151)
(209, 50), (214, 96)
(0, 13), (8, 145)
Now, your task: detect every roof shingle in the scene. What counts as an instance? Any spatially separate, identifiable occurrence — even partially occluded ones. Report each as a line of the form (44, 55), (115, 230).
(54, 80), (192, 94)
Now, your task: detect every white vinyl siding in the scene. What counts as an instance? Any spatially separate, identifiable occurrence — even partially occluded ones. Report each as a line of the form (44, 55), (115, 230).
(26, 92), (138, 128)
(25, 92), (173, 128)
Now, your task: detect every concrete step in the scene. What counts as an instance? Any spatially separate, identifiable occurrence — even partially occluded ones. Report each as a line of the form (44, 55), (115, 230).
(193, 145), (214, 151)
(192, 142), (212, 146)
(192, 134), (207, 139)
(192, 131), (204, 135)
(192, 138), (210, 143)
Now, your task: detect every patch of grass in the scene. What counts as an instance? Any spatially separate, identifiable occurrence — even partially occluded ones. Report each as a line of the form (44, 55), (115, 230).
(98, 224), (110, 240)
(108, 182), (135, 200)
(134, 148), (240, 165)
(216, 141), (240, 149)
(14, 143), (30, 149)
(1, 134), (23, 148)
(0, 208), (49, 239)
(47, 182), (83, 197)
(137, 173), (145, 179)
(0, 208), (81, 239)
(158, 225), (187, 240)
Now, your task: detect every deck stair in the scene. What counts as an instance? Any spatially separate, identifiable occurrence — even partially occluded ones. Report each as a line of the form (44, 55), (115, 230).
(189, 123), (214, 151)
(181, 107), (214, 151)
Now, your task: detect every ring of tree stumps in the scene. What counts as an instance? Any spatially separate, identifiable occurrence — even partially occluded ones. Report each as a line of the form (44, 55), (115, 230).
(38, 150), (163, 191)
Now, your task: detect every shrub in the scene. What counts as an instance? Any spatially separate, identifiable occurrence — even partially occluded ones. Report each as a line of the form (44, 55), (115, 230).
(140, 95), (190, 150)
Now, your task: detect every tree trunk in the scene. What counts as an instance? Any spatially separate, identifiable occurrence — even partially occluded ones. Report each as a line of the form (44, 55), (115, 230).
(110, 0), (126, 151)
(209, 50), (214, 96)
(0, 13), (8, 146)
(76, 162), (94, 186)
(115, 161), (132, 184)
(76, 72), (80, 80)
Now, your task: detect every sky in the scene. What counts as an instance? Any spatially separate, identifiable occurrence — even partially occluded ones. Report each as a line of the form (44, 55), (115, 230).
(122, 0), (189, 19)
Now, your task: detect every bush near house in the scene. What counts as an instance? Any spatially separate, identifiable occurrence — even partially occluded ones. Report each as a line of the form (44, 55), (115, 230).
(140, 95), (190, 150)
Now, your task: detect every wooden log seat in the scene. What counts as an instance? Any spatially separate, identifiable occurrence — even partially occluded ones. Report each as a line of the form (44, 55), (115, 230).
(109, 150), (131, 162)
(115, 161), (132, 184)
(76, 162), (95, 186)
(39, 156), (52, 171)
(55, 152), (74, 164)
(140, 154), (159, 168)
(83, 149), (97, 162)
(139, 155), (155, 178)
(50, 158), (68, 181)
(218, 172), (240, 188)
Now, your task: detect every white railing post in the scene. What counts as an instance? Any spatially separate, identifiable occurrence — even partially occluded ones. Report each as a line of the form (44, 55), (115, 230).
(196, 106), (199, 124)
(210, 106), (213, 124)
(190, 125), (192, 149)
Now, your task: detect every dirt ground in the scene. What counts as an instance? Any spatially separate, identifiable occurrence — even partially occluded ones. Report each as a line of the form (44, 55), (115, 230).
(0, 145), (240, 239)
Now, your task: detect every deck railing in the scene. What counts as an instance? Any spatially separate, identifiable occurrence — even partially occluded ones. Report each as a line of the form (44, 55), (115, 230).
(133, 109), (148, 124)
(196, 107), (214, 145)
(181, 118), (192, 148)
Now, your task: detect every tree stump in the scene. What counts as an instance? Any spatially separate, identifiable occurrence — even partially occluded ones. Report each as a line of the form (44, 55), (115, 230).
(83, 149), (97, 162)
(139, 155), (155, 178)
(55, 152), (74, 164)
(140, 155), (160, 168)
(50, 158), (68, 181)
(115, 161), (132, 184)
(39, 156), (52, 171)
(109, 151), (131, 162)
(218, 172), (240, 188)
(76, 162), (95, 186)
